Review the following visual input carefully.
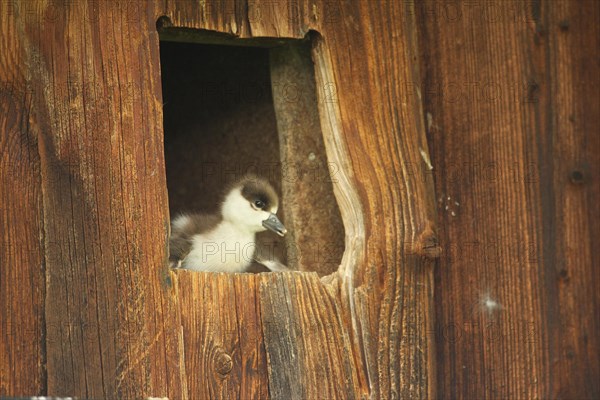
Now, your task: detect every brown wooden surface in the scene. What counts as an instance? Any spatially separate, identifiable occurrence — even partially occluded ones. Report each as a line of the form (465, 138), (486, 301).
(175, 272), (266, 399)
(159, 1), (438, 397)
(174, 271), (361, 399)
(259, 272), (361, 399)
(417, 0), (600, 398)
(270, 42), (345, 275)
(0, 2), (46, 395)
(2, 1), (185, 398)
(161, 0), (438, 398)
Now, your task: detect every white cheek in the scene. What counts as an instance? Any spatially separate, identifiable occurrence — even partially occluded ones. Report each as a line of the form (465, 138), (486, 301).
(255, 210), (270, 229)
(222, 189), (274, 233)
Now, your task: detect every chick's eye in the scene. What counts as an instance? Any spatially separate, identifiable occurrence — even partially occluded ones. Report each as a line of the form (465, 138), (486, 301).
(254, 200), (265, 209)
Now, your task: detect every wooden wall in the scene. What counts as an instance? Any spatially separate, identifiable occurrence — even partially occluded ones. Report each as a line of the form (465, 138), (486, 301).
(1, 0), (181, 397)
(418, 0), (599, 398)
(0, 1), (597, 399)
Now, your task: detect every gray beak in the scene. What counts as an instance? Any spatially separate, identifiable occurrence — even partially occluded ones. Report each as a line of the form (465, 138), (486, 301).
(262, 213), (287, 237)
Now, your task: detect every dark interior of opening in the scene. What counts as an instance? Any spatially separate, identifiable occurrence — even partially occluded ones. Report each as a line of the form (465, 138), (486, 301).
(158, 29), (345, 275)
(161, 42), (280, 213)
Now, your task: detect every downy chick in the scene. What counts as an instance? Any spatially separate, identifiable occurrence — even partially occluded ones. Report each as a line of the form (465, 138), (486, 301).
(169, 174), (289, 272)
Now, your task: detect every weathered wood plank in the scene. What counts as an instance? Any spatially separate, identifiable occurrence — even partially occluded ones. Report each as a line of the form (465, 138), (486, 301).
(541, 3), (600, 397)
(0, 2), (46, 395)
(3, 0), (439, 397)
(270, 42), (345, 275)
(259, 272), (361, 399)
(175, 271), (268, 399)
(25, 2), (184, 397)
(417, 0), (599, 398)
(311, 2), (439, 397)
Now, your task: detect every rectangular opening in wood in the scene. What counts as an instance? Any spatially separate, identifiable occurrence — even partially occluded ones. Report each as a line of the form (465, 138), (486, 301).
(158, 22), (344, 276)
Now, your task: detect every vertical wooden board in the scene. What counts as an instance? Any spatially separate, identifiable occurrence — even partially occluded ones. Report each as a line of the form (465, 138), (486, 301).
(26, 1), (183, 397)
(246, 0), (300, 37)
(159, 0), (250, 38)
(417, 0), (599, 398)
(533, 1), (599, 397)
(0, 3), (45, 395)
(312, 2), (439, 398)
(259, 273), (361, 399)
(270, 43), (345, 275)
(176, 272), (269, 399)
(416, 0), (549, 396)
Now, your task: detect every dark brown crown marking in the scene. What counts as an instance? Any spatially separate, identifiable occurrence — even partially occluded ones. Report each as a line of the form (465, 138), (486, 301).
(223, 174), (278, 210)
(236, 175), (279, 211)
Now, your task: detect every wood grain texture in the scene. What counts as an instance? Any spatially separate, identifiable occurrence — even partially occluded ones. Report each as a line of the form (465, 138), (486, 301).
(259, 272), (361, 399)
(270, 42), (345, 275)
(0, 2), (46, 395)
(417, 0), (599, 398)
(3, 1), (184, 398)
(175, 271), (268, 399)
(311, 3), (439, 398)
(0, 0), (592, 397)
(162, 0), (439, 398)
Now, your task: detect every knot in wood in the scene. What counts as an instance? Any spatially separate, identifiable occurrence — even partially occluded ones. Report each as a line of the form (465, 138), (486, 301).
(558, 268), (570, 282)
(415, 223), (441, 260)
(417, 233), (442, 259)
(422, 238), (442, 259)
(569, 170), (585, 185)
(214, 347), (233, 377)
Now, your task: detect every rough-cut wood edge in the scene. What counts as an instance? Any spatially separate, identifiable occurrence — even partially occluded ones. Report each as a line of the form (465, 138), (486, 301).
(309, 32), (371, 394)
(27, 2), (186, 398)
(157, 1), (438, 398)
(309, 1), (439, 396)
(0, 1), (438, 397)
(310, 35), (367, 283)
(270, 42), (346, 275)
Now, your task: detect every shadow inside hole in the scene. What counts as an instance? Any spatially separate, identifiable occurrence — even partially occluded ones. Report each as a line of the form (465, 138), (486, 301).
(160, 42), (284, 271)
(159, 32), (345, 275)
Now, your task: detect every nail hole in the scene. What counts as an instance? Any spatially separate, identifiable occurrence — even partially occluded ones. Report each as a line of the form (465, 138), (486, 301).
(558, 20), (570, 31)
(559, 268), (569, 281)
(570, 170), (584, 184)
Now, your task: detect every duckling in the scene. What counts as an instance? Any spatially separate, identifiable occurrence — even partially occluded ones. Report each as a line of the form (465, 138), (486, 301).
(169, 174), (289, 273)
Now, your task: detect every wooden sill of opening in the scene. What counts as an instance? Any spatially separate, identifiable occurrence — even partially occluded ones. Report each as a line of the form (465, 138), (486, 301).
(171, 270), (356, 398)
